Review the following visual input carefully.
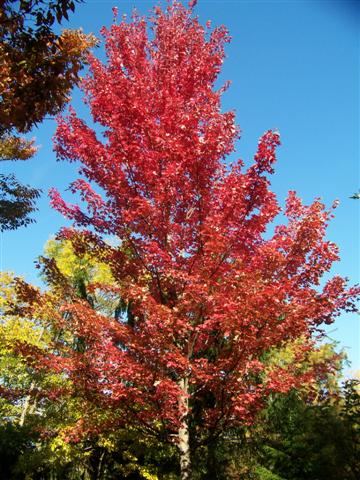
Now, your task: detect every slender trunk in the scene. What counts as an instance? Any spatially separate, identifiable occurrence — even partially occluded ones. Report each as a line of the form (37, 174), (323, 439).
(19, 380), (35, 426)
(95, 449), (106, 480)
(19, 328), (44, 426)
(178, 377), (191, 480)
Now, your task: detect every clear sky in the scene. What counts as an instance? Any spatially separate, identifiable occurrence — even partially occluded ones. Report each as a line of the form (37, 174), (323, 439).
(1, 0), (359, 372)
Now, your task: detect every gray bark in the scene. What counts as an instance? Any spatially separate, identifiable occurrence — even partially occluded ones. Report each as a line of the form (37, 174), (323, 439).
(19, 328), (44, 426)
(19, 380), (35, 426)
(178, 377), (191, 480)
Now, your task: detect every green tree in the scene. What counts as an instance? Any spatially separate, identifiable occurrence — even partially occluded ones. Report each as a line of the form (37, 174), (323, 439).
(254, 379), (360, 480)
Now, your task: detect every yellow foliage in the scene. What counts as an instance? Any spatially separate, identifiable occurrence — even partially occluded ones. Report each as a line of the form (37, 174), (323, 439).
(44, 238), (114, 285)
(0, 135), (37, 161)
(0, 271), (17, 310)
(0, 273), (43, 349)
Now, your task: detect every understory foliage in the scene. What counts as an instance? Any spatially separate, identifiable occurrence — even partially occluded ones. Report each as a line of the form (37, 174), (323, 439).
(0, 1), (359, 479)
(1, 255), (359, 479)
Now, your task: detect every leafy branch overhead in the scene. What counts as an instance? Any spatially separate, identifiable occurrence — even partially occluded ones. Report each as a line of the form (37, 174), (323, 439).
(0, 174), (40, 230)
(0, 0), (96, 230)
(0, 0), (95, 133)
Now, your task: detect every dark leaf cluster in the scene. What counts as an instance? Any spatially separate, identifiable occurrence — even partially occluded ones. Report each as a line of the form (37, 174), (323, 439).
(0, 173), (40, 230)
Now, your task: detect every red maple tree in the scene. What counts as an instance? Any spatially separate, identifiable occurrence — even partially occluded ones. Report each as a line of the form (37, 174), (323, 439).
(42, 2), (358, 477)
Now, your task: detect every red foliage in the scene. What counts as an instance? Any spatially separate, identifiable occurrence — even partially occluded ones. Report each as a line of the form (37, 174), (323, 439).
(45, 2), (358, 442)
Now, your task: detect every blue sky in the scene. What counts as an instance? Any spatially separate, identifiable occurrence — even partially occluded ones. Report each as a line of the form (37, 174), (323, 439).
(1, 0), (359, 372)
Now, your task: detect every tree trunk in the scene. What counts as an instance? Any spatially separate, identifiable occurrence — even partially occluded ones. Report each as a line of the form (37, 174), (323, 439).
(95, 449), (106, 480)
(19, 380), (35, 426)
(178, 377), (191, 480)
(19, 328), (44, 426)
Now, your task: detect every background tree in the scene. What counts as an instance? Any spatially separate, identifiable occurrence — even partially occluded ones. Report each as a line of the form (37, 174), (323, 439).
(0, 271), (64, 479)
(0, 173), (40, 231)
(0, 0), (96, 230)
(253, 379), (360, 480)
(0, 242), (181, 479)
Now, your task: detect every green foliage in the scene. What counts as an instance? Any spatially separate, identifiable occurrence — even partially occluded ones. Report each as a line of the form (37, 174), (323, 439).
(0, 174), (40, 230)
(255, 385), (360, 480)
(191, 431), (259, 480)
(0, 422), (40, 480)
(0, 135), (36, 161)
(255, 466), (285, 480)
